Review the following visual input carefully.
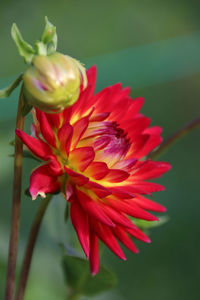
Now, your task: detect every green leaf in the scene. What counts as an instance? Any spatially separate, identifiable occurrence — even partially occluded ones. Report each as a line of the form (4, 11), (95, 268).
(132, 216), (169, 231)
(41, 17), (57, 54)
(62, 255), (117, 297)
(11, 23), (35, 64)
(0, 74), (23, 98)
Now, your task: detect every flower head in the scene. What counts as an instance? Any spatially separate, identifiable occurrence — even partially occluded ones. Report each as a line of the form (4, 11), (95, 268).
(16, 66), (171, 275)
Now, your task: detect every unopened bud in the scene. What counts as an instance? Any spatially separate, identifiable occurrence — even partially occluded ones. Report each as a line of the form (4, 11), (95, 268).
(23, 52), (87, 112)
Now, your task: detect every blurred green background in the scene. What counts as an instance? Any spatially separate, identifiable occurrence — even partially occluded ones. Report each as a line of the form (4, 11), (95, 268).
(0, 0), (200, 299)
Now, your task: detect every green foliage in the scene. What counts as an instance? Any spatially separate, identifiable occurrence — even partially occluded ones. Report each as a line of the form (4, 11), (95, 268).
(62, 255), (117, 298)
(132, 216), (169, 232)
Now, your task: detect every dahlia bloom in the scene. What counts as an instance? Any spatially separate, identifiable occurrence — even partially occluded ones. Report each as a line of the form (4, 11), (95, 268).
(16, 66), (171, 275)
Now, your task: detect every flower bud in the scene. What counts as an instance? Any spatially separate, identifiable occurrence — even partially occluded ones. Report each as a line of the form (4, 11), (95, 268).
(23, 52), (87, 112)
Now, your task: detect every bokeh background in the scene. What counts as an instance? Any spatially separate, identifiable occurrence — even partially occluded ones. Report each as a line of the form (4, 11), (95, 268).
(0, 1), (200, 299)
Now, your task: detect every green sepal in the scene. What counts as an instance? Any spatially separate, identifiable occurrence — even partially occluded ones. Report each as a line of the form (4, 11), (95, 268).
(11, 24), (35, 64)
(0, 74), (23, 99)
(35, 41), (47, 56)
(41, 17), (57, 54)
(62, 255), (117, 297)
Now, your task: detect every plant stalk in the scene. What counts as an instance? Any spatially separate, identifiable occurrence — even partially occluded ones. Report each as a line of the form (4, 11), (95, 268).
(5, 85), (25, 300)
(15, 195), (52, 300)
(149, 117), (200, 160)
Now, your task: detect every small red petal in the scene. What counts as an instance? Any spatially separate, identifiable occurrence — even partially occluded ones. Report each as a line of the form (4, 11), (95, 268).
(126, 227), (151, 243)
(130, 181), (165, 193)
(69, 147), (95, 172)
(90, 112), (110, 122)
(76, 189), (114, 226)
(89, 229), (99, 276)
(123, 116), (151, 138)
(143, 126), (162, 135)
(106, 198), (158, 221)
(93, 136), (111, 151)
(133, 161), (171, 180)
(100, 204), (136, 229)
(71, 117), (89, 149)
(104, 169), (129, 183)
(112, 226), (139, 253)
(136, 135), (162, 158)
(29, 165), (59, 200)
(15, 129), (52, 160)
(45, 112), (61, 128)
(92, 221), (126, 260)
(127, 134), (149, 158)
(57, 123), (73, 156)
(64, 167), (89, 186)
(35, 109), (57, 147)
(85, 162), (109, 180)
(84, 181), (111, 198)
(132, 194), (166, 212)
(70, 200), (90, 258)
(113, 158), (137, 172)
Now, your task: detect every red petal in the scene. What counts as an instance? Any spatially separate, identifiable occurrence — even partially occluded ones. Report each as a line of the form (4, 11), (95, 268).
(136, 135), (162, 158)
(64, 167), (89, 186)
(45, 112), (61, 128)
(123, 116), (151, 138)
(93, 136), (111, 151)
(70, 200), (90, 258)
(133, 161), (171, 180)
(100, 204), (136, 229)
(85, 162), (109, 180)
(16, 129), (52, 160)
(71, 117), (89, 149)
(57, 123), (73, 156)
(104, 169), (129, 183)
(29, 165), (59, 200)
(113, 158), (137, 172)
(127, 134), (149, 158)
(89, 229), (99, 276)
(69, 147), (95, 172)
(76, 189), (115, 226)
(106, 198), (158, 221)
(120, 97), (144, 122)
(90, 112), (110, 122)
(133, 194), (166, 212)
(35, 109), (57, 147)
(46, 156), (63, 176)
(130, 181), (165, 193)
(143, 126), (162, 135)
(126, 227), (151, 243)
(92, 221), (126, 260)
(112, 226), (139, 253)
(84, 181), (111, 198)
(109, 187), (135, 199)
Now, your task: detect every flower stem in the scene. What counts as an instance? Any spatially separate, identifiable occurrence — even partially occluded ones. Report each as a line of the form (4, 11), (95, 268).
(5, 85), (25, 300)
(149, 117), (200, 160)
(15, 195), (52, 300)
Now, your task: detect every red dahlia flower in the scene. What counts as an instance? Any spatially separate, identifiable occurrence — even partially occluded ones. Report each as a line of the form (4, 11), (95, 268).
(16, 66), (171, 275)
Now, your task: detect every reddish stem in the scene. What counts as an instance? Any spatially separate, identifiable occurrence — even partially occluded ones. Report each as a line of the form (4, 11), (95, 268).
(5, 86), (25, 300)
